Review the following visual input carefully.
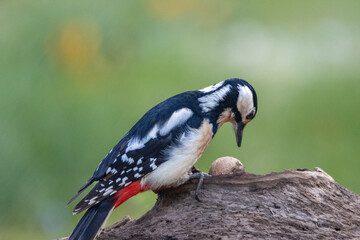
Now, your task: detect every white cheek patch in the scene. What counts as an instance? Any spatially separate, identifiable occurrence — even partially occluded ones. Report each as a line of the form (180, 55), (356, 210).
(198, 85), (231, 112)
(237, 85), (255, 120)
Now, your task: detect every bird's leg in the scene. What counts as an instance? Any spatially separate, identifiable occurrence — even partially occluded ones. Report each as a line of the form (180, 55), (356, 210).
(188, 171), (210, 202)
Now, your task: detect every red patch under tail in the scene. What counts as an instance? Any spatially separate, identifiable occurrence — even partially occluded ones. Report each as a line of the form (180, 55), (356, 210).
(112, 181), (148, 209)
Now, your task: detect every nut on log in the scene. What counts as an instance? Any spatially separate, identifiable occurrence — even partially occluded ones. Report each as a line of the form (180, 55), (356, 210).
(209, 156), (244, 175)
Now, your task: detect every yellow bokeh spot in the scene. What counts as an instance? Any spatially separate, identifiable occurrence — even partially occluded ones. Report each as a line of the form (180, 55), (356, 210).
(58, 21), (100, 72)
(147, 0), (195, 19)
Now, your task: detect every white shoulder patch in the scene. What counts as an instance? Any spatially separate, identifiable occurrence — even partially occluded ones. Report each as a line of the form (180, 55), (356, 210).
(126, 125), (159, 152)
(159, 108), (193, 136)
(126, 108), (193, 152)
(199, 81), (224, 93)
(198, 85), (231, 112)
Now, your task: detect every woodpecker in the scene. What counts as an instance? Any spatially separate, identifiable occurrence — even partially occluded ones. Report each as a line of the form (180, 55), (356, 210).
(68, 78), (258, 240)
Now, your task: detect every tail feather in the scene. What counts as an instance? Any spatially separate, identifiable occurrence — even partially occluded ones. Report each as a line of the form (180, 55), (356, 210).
(68, 178), (95, 206)
(69, 198), (113, 240)
(69, 181), (146, 239)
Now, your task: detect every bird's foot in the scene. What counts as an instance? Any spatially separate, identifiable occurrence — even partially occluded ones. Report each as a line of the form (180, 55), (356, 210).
(189, 166), (201, 174)
(188, 172), (210, 202)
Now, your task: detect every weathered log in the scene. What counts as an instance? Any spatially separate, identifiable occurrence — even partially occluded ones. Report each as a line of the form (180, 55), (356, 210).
(95, 163), (360, 239)
(62, 158), (360, 240)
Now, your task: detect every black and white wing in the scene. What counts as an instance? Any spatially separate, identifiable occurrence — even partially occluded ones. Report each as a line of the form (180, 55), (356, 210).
(70, 94), (203, 214)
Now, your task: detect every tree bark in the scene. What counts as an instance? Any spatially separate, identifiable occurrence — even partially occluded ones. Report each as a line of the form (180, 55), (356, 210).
(93, 167), (360, 240)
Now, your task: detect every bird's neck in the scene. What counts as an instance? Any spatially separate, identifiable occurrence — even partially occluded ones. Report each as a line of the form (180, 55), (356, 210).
(205, 107), (237, 135)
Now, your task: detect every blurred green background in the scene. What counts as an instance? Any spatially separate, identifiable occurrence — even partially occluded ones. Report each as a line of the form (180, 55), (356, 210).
(1, 0), (359, 239)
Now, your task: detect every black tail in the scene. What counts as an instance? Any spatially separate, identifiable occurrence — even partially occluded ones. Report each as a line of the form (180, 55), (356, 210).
(69, 198), (114, 240)
(68, 178), (95, 205)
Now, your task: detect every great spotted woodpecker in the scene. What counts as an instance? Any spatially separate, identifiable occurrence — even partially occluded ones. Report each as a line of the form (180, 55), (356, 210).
(68, 78), (258, 240)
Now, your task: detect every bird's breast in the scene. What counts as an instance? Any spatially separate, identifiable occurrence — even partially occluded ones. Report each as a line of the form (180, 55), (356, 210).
(141, 119), (213, 190)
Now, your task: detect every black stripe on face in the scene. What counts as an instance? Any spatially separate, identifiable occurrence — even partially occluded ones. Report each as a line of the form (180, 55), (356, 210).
(234, 109), (242, 123)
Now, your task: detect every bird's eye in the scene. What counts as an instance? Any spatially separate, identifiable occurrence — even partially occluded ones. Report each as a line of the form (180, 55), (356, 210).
(246, 110), (256, 120)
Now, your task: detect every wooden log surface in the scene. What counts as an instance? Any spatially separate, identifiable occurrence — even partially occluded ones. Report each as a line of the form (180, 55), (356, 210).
(61, 157), (360, 240)
(96, 164), (360, 240)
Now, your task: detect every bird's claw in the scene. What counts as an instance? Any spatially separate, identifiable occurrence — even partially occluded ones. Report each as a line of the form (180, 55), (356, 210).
(188, 172), (210, 202)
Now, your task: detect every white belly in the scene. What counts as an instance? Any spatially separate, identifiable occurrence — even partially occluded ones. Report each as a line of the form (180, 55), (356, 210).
(141, 120), (213, 190)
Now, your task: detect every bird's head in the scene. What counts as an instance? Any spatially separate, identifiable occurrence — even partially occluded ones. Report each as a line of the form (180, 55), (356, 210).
(198, 78), (258, 148)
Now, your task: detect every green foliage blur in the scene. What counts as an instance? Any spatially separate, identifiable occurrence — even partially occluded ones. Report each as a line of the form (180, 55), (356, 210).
(1, 0), (359, 239)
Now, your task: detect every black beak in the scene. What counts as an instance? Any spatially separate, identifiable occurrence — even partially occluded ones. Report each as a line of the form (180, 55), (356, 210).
(235, 121), (245, 148)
